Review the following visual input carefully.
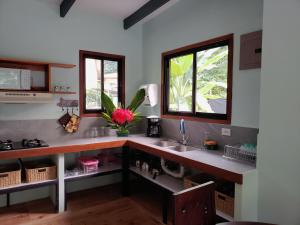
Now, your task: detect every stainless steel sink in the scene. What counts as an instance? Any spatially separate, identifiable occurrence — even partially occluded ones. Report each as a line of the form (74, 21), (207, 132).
(152, 140), (179, 148)
(167, 145), (198, 152)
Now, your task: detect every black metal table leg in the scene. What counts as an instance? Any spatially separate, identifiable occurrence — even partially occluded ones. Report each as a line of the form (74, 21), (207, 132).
(64, 184), (67, 211)
(162, 189), (169, 224)
(54, 183), (59, 212)
(122, 146), (130, 196)
(6, 193), (10, 207)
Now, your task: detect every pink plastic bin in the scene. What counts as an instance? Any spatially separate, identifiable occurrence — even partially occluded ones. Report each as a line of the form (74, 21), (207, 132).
(78, 156), (99, 173)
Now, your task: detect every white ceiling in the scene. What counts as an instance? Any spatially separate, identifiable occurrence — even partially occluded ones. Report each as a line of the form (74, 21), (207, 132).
(75, 0), (150, 19)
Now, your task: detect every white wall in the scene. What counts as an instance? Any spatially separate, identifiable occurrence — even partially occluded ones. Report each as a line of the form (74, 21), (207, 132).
(142, 0), (263, 128)
(0, 0), (143, 120)
(257, 0), (300, 224)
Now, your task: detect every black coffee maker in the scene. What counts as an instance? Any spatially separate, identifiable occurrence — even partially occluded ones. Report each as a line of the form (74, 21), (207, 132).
(146, 116), (161, 137)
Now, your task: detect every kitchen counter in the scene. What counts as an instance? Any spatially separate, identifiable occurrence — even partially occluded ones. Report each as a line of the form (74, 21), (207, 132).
(0, 135), (255, 184)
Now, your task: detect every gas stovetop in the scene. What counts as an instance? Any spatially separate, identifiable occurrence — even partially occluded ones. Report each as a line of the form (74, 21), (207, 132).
(0, 139), (49, 151)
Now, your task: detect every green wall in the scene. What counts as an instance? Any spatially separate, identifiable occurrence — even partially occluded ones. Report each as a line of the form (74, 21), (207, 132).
(257, 0), (300, 224)
(0, 0), (143, 120)
(142, 0), (263, 128)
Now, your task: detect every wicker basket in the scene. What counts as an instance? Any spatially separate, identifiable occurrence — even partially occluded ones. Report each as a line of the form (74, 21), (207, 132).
(24, 160), (57, 183)
(0, 163), (21, 188)
(215, 191), (234, 217)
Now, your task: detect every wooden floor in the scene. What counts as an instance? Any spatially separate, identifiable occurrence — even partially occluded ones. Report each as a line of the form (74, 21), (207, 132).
(0, 182), (168, 225)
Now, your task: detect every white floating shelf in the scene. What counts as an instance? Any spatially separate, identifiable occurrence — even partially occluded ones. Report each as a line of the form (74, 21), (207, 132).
(65, 163), (122, 181)
(0, 179), (57, 193)
(216, 209), (234, 222)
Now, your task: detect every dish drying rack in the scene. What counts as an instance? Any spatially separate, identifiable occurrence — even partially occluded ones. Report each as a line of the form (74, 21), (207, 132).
(223, 145), (256, 164)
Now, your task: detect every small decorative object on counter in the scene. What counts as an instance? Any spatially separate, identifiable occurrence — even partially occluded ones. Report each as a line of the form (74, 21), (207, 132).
(142, 162), (149, 172)
(203, 132), (218, 150)
(152, 169), (159, 180)
(101, 89), (145, 137)
(135, 160), (141, 168)
(104, 126), (117, 136)
(78, 156), (99, 173)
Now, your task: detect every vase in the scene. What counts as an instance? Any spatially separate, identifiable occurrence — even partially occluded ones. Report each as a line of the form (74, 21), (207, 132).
(116, 129), (129, 137)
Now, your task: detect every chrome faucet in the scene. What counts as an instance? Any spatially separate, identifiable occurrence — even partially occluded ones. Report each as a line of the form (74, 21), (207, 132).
(179, 119), (188, 145)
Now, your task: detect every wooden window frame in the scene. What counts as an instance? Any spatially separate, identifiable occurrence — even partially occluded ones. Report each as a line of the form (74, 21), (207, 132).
(161, 34), (233, 124)
(79, 50), (125, 117)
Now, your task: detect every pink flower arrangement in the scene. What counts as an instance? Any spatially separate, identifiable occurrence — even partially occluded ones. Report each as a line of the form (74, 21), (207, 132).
(112, 108), (134, 125)
(101, 89), (145, 136)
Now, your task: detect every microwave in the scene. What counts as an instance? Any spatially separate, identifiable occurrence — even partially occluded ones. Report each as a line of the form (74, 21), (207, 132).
(0, 67), (31, 90)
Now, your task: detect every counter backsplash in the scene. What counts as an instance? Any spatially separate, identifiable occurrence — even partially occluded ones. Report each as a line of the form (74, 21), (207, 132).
(0, 118), (146, 142)
(0, 117), (258, 149)
(161, 118), (258, 149)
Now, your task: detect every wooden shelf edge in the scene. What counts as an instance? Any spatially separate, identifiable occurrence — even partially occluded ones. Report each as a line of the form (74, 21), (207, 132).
(130, 166), (184, 193)
(0, 57), (76, 68)
(51, 91), (77, 95)
(0, 179), (57, 194)
(49, 63), (76, 68)
(0, 90), (77, 95)
(216, 209), (234, 221)
(65, 164), (122, 182)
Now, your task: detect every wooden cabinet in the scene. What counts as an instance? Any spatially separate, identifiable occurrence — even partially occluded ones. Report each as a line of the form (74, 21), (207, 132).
(173, 181), (215, 225)
(239, 30), (262, 70)
(0, 57), (76, 94)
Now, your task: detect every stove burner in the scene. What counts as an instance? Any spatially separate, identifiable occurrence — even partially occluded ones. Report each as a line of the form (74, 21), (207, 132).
(0, 139), (49, 151)
(22, 139), (42, 148)
(0, 140), (13, 150)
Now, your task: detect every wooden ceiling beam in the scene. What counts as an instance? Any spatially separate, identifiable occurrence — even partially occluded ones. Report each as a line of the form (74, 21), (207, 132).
(60, 0), (76, 17)
(123, 0), (170, 30)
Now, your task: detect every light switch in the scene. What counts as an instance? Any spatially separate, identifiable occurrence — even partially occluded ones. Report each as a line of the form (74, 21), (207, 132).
(221, 128), (231, 136)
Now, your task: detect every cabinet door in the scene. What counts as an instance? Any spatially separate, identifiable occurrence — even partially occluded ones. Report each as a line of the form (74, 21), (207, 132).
(240, 30), (262, 70)
(0, 68), (21, 89)
(173, 181), (215, 225)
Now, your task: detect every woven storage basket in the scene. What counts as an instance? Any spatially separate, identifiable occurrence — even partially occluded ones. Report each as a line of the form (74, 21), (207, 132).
(0, 163), (21, 188)
(24, 160), (57, 183)
(215, 191), (234, 217)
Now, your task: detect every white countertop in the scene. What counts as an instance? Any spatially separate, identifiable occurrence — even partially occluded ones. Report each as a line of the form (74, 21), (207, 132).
(47, 134), (256, 175)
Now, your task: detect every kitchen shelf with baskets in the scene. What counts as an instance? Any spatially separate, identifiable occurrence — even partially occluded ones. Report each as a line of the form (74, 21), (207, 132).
(0, 159), (58, 208)
(0, 159), (58, 193)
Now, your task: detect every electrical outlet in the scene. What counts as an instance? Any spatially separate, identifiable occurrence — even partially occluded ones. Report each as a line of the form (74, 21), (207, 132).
(221, 128), (231, 136)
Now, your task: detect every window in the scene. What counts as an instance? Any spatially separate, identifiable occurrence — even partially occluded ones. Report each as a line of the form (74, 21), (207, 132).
(162, 34), (233, 123)
(80, 50), (125, 117)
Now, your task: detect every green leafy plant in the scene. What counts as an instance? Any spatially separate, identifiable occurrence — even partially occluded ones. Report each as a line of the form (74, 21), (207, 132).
(101, 89), (146, 136)
(168, 46), (228, 113)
